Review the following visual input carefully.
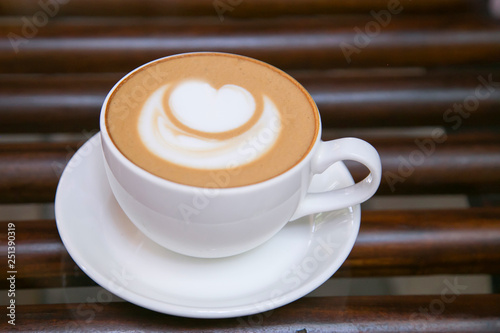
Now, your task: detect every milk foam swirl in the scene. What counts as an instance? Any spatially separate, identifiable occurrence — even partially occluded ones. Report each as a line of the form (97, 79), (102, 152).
(138, 80), (282, 169)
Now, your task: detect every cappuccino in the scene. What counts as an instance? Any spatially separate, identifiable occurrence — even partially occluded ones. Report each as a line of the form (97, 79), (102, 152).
(105, 53), (318, 188)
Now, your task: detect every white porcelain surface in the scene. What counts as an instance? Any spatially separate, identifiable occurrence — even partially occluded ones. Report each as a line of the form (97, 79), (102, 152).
(55, 134), (361, 319)
(99, 53), (380, 258)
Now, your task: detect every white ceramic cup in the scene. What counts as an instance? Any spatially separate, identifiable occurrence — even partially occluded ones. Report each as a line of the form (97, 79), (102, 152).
(100, 54), (382, 258)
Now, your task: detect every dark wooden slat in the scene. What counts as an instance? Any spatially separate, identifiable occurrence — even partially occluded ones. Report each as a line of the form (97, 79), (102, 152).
(344, 208), (500, 277)
(1, 132), (499, 203)
(0, 0), (489, 17)
(0, 141), (82, 203)
(2, 70), (500, 133)
(0, 219), (92, 289)
(0, 74), (117, 133)
(2, 295), (499, 332)
(1, 16), (499, 73)
(2, 208), (499, 289)
(297, 70), (500, 130)
(342, 133), (500, 195)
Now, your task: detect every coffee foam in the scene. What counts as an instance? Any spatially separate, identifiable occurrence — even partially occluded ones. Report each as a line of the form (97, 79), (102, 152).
(105, 53), (318, 188)
(138, 81), (281, 169)
(170, 81), (256, 133)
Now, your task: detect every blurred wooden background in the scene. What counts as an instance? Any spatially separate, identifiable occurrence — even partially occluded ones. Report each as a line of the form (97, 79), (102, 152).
(0, 0), (499, 331)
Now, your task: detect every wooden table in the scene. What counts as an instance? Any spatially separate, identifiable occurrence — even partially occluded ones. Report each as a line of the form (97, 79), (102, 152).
(0, 0), (499, 331)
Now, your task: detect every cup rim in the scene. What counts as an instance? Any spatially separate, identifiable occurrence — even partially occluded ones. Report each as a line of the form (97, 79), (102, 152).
(99, 52), (322, 193)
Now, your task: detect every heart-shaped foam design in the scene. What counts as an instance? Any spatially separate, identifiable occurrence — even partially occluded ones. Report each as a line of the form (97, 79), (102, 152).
(169, 80), (256, 133)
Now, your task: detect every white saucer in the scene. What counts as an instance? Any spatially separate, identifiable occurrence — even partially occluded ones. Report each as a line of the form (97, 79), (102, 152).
(55, 134), (360, 319)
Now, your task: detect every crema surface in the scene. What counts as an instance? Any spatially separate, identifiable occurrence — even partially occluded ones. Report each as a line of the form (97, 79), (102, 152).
(105, 53), (318, 188)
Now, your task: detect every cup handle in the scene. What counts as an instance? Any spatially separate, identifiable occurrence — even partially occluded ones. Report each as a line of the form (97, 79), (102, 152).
(290, 138), (382, 220)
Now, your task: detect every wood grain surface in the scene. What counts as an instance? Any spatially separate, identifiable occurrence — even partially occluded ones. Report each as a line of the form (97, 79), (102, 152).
(0, 0), (489, 17)
(1, 70), (499, 133)
(1, 16), (499, 73)
(2, 208), (499, 289)
(1, 132), (499, 202)
(0, 1), (499, 330)
(1, 295), (498, 332)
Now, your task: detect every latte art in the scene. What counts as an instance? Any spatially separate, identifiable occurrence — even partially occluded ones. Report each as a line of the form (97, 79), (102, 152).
(138, 80), (281, 169)
(170, 81), (256, 133)
(105, 53), (318, 187)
